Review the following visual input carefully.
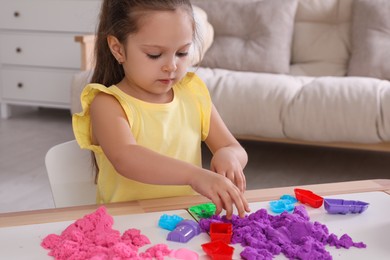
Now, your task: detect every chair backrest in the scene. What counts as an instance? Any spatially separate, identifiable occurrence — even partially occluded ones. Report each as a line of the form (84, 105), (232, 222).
(45, 140), (96, 208)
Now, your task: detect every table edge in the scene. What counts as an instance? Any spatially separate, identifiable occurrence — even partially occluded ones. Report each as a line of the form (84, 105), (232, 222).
(1, 179), (389, 227)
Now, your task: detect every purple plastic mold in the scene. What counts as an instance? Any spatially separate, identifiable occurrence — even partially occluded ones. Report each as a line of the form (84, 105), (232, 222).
(167, 219), (201, 243)
(324, 198), (369, 214)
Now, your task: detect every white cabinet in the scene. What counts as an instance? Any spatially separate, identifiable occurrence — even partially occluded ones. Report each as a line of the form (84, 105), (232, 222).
(0, 0), (101, 118)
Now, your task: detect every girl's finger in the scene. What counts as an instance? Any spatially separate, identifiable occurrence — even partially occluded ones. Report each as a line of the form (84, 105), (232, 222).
(220, 191), (233, 219)
(211, 193), (223, 215)
(226, 170), (235, 183)
(232, 170), (244, 192)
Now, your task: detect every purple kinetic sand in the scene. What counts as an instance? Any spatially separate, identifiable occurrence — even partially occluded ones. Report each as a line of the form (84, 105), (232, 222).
(199, 205), (366, 260)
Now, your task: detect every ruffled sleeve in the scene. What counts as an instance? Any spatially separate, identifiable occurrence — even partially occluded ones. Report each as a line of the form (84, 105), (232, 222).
(72, 84), (119, 153)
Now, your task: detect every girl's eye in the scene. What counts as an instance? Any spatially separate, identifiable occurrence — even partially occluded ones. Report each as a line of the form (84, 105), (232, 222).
(146, 52), (188, 59)
(176, 52), (188, 58)
(147, 54), (161, 60)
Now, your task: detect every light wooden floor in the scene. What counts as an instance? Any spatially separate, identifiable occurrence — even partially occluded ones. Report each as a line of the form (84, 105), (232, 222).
(1, 106), (389, 213)
(0, 107), (74, 213)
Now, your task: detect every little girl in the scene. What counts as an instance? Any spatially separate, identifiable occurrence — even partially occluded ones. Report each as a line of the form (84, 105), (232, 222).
(73, 0), (250, 219)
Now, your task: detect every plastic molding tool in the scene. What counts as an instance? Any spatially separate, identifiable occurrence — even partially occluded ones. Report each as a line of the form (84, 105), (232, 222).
(189, 203), (216, 220)
(210, 223), (233, 244)
(294, 188), (324, 208)
(269, 194), (298, 213)
(158, 214), (184, 231)
(167, 219), (201, 243)
(324, 198), (369, 214)
(202, 240), (234, 260)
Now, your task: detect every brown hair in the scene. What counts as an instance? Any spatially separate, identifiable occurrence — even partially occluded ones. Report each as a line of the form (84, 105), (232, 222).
(91, 0), (198, 87)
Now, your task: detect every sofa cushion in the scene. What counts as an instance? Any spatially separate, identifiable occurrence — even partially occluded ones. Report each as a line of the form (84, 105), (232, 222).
(191, 0), (298, 74)
(290, 0), (354, 77)
(283, 77), (387, 143)
(196, 67), (390, 143)
(379, 86), (390, 141)
(196, 67), (301, 138)
(347, 0), (390, 81)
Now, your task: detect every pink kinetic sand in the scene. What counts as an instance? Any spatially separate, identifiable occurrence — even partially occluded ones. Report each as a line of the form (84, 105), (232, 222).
(41, 206), (198, 260)
(199, 205), (366, 260)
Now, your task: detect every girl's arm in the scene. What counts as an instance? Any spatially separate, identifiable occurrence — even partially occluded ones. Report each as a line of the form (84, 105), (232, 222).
(205, 105), (248, 192)
(90, 93), (250, 218)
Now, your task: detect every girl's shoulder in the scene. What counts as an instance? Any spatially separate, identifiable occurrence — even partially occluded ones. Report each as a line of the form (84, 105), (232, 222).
(82, 83), (115, 96)
(79, 83), (129, 112)
(183, 72), (204, 85)
(178, 72), (208, 94)
(176, 73), (211, 111)
(81, 83), (123, 102)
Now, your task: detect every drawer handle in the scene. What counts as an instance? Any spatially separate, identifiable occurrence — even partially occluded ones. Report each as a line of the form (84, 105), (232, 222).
(14, 11), (20, 17)
(17, 82), (23, 88)
(16, 47), (22, 53)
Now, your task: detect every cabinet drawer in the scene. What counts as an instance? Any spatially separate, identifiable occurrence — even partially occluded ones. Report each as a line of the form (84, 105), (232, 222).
(1, 68), (74, 104)
(0, 33), (81, 69)
(0, 0), (100, 33)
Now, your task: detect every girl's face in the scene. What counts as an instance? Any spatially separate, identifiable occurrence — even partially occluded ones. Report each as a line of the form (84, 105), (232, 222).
(119, 8), (194, 103)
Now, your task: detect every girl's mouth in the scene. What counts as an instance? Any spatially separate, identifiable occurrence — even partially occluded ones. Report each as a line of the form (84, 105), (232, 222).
(158, 79), (173, 85)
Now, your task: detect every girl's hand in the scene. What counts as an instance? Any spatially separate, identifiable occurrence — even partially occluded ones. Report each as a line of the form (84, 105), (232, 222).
(190, 170), (250, 219)
(210, 147), (247, 192)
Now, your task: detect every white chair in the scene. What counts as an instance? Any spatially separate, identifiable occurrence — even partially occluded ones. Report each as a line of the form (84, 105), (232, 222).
(45, 140), (96, 208)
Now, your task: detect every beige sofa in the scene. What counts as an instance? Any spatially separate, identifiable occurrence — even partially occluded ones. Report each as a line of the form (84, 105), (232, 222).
(72, 0), (390, 152)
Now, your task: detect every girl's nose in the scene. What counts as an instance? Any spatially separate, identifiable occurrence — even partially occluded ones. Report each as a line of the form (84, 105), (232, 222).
(162, 57), (177, 72)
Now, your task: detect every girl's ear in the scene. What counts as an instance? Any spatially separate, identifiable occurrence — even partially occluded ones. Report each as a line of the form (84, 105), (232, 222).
(107, 35), (125, 64)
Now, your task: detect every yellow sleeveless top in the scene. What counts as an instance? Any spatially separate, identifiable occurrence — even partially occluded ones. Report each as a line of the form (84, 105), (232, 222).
(72, 73), (212, 203)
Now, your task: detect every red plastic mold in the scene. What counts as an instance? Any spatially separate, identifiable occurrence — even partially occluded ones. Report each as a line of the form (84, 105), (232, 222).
(294, 188), (324, 208)
(202, 240), (234, 260)
(210, 222), (233, 244)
